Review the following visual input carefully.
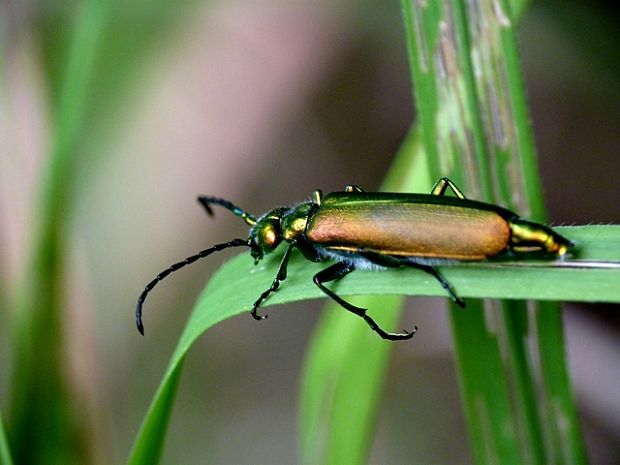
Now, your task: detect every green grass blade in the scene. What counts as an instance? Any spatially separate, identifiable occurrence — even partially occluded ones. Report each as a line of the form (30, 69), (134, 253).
(4, 2), (205, 463)
(502, 301), (546, 464)
(164, 226), (620, 309)
(126, 359), (185, 465)
(39, 0), (205, 147)
(449, 299), (522, 463)
(300, 295), (404, 465)
(130, 219), (618, 463)
(298, 2), (528, 459)
(299, 125), (430, 465)
(8, 1), (107, 464)
(0, 412), (14, 465)
(536, 305), (588, 465)
(400, 0), (588, 463)
(469, 1), (586, 461)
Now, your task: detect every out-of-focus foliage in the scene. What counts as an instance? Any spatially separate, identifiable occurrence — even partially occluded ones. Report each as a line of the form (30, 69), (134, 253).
(0, 0), (618, 464)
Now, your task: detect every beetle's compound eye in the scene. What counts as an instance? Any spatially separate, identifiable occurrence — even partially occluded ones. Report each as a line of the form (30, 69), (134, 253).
(253, 219), (282, 256)
(250, 209), (285, 260)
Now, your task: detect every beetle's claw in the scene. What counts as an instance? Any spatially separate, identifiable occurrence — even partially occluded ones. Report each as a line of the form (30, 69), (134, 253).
(384, 326), (417, 341)
(403, 326), (417, 338)
(251, 309), (268, 321)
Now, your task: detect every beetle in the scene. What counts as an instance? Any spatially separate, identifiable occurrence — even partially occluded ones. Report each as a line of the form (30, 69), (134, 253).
(136, 177), (574, 341)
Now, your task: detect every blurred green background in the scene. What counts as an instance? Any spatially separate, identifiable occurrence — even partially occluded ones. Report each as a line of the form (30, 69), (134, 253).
(0, 0), (619, 464)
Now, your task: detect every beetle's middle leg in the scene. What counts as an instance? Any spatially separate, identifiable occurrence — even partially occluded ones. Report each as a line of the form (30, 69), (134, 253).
(251, 243), (295, 320)
(430, 177), (466, 199)
(313, 262), (415, 341)
(358, 249), (466, 308)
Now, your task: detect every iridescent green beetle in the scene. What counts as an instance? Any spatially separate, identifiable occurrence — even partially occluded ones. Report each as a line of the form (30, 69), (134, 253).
(136, 178), (573, 341)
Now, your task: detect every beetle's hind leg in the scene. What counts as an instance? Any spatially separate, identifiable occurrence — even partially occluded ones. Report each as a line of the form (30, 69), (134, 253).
(358, 249), (466, 308)
(430, 177), (467, 199)
(313, 262), (415, 341)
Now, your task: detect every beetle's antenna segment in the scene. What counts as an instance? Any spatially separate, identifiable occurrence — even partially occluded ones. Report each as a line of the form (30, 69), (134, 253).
(198, 196), (257, 226)
(136, 238), (251, 335)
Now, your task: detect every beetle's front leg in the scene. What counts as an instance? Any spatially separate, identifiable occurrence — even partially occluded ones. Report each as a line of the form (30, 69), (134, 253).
(313, 262), (415, 341)
(430, 177), (467, 199)
(251, 243), (295, 320)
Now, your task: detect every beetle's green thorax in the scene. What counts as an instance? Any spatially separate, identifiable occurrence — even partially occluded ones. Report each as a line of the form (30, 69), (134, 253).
(281, 202), (315, 241)
(248, 202), (316, 261)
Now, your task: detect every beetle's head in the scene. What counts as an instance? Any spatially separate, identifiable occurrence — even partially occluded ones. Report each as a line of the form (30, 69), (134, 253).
(248, 208), (286, 262)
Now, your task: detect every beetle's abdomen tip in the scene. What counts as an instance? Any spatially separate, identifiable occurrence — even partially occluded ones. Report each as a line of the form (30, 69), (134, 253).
(556, 237), (577, 258)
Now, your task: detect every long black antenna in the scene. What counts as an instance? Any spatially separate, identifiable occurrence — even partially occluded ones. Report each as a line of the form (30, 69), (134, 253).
(136, 238), (251, 335)
(198, 196), (257, 226)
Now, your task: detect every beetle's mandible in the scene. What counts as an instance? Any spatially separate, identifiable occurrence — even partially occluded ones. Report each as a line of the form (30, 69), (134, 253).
(136, 178), (573, 341)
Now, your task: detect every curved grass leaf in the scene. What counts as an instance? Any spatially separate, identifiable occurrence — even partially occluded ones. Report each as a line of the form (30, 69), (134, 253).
(128, 224), (619, 463)
(159, 226), (620, 316)
(126, 361), (185, 465)
(8, 2), (108, 463)
(299, 125), (429, 465)
(299, 295), (404, 465)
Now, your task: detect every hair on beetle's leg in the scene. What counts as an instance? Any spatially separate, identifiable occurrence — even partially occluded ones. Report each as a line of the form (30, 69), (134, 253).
(313, 262), (415, 341)
(251, 243), (296, 320)
(430, 177), (466, 199)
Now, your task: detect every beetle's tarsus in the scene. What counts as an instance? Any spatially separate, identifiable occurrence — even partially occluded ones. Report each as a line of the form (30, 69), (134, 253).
(251, 307), (268, 320)
(362, 314), (414, 340)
